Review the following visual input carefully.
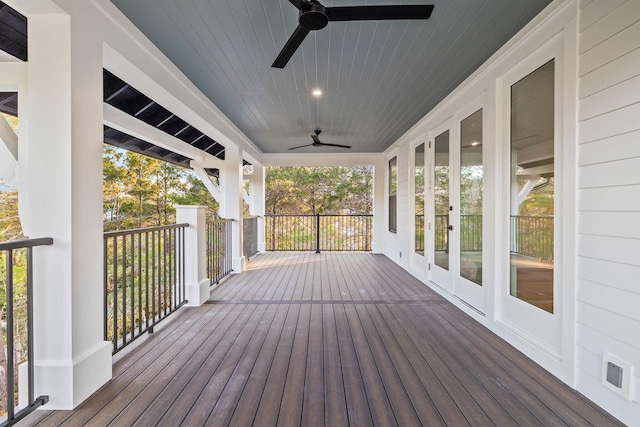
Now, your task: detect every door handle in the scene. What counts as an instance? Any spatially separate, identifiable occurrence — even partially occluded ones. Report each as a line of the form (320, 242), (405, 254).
(447, 225), (453, 231)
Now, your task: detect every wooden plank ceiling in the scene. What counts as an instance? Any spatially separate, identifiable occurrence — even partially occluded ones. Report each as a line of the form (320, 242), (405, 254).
(110, 0), (553, 153)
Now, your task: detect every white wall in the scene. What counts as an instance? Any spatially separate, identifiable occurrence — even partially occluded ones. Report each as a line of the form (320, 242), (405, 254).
(575, 0), (640, 422)
(382, 0), (640, 424)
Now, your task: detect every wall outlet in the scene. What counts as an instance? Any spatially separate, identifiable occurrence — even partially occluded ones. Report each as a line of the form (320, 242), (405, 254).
(602, 353), (635, 400)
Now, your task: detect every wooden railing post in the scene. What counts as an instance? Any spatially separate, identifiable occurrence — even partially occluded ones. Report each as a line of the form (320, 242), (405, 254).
(176, 206), (209, 306)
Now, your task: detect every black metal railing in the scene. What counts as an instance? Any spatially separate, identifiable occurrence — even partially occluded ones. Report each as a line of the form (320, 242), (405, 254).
(435, 214), (449, 252)
(511, 215), (554, 261)
(0, 238), (52, 426)
(415, 214), (425, 253)
(435, 215), (483, 252)
(459, 215), (483, 252)
(103, 224), (188, 354)
(243, 216), (258, 260)
(265, 214), (372, 252)
(206, 219), (233, 285)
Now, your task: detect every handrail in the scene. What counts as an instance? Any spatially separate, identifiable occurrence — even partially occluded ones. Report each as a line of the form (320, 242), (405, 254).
(0, 237), (53, 251)
(0, 237), (52, 426)
(103, 223), (189, 238)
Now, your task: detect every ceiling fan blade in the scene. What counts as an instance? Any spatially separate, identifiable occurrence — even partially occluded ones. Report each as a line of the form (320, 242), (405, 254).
(317, 142), (352, 149)
(288, 143), (314, 150)
(288, 0), (310, 10)
(311, 134), (321, 143)
(272, 25), (310, 68)
(327, 5), (434, 22)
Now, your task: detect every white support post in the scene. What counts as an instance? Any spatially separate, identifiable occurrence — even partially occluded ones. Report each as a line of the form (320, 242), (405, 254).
(249, 163), (266, 252)
(371, 156), (386, 253)
(22, 11), (111, 409)
(219, 146), (245, 272)
(176, 206), (210, 306)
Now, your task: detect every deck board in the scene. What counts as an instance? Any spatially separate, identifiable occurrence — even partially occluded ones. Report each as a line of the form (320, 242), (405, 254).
(18, 252), (625, 427)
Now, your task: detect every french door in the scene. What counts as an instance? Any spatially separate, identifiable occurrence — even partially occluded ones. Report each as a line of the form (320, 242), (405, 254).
(429, 104), (485, 312)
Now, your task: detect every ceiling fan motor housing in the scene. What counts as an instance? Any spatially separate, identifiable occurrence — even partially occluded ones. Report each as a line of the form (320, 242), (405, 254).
(300, 3), (329, 30)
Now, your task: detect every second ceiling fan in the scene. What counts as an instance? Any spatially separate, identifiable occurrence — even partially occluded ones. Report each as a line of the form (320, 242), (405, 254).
(272, 0), (435, 68)
(289, 129), (351, 150)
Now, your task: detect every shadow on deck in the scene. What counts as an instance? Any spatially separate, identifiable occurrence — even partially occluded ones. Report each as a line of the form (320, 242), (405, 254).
(18, 252), (623, 426)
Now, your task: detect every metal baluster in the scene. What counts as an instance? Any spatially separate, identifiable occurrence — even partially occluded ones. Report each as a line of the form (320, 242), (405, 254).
(6, 249), (15, 420)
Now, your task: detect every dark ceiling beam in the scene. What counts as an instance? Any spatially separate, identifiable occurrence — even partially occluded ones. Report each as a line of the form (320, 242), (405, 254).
(0, 2), (27, 61)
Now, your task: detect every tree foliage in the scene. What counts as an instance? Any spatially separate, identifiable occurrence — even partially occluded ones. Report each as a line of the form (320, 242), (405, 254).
(103, 146), (218, 230)
(265, 166), (372, 215)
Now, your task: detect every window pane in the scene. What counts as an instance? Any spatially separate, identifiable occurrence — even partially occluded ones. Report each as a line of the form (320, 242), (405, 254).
(434, 131), (449, 271)
(460, 109), (483, 285)
(415, 144), (425, 255)
(389, 157), (397, 233)
(510, 60), (554, 313)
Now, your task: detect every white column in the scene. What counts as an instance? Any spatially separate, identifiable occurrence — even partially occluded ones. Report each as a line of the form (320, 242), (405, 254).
(176, 206), (210, 305)
(24, 11), (111, 409)
(371, 156), (386, 253)
(219, 146), (245, 272)
(249, 164), (266, 252)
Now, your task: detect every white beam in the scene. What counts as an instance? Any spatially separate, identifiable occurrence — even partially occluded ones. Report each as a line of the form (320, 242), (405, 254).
(0, 114), (18, 160)
(517, 179), (539, 208)
(519, 163), (554, 176)
(192, 166), (222, 204)
(4, 0), (64, 15)
(191, 157), (225, 170)
(104, 103), (212, 162)
(0, 62), (27, 87)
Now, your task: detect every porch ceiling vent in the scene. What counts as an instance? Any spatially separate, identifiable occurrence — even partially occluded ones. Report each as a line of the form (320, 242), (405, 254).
(103, 69), (225, 160)
(0, 1), (27, 61)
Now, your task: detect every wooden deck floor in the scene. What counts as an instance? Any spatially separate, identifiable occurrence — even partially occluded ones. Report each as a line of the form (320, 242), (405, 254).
(19, 252), (624, 426)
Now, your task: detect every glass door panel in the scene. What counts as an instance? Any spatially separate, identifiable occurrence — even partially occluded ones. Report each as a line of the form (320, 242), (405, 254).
(434, 131), (450, 271)
(460, 109), (483, 286)
(415, 143), (425, 255)
(509, 59), (555, 313)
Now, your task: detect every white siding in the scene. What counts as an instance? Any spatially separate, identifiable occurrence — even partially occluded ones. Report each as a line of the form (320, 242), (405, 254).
(382, 0), (640, 424)
(577, 0), (640, 422)
(384, 143), (413, 267)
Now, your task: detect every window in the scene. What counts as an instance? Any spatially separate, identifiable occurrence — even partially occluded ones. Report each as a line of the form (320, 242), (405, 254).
(509, 59), (555, 313)
(389, 157), (397, 233)
(434, 130), (450, 270)
(415, 144), (425, 254)
(460, 109), (483, 285)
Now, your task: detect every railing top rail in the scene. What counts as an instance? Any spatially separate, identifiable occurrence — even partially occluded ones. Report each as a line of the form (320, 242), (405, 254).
(511, 215), (554, 219)
(0, 237), (53, 251)
(206, 218), (233, 225)
(265, 214), (373, 217)
(103, 223), (189, 238)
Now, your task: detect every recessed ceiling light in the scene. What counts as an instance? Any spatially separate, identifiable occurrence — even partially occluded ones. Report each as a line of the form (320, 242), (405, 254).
(312, 88), (323, 97)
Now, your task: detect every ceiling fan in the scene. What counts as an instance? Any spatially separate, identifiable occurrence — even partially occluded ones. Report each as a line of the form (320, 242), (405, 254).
(288, 129), (352, 150)
(272, 0), (434, 68)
